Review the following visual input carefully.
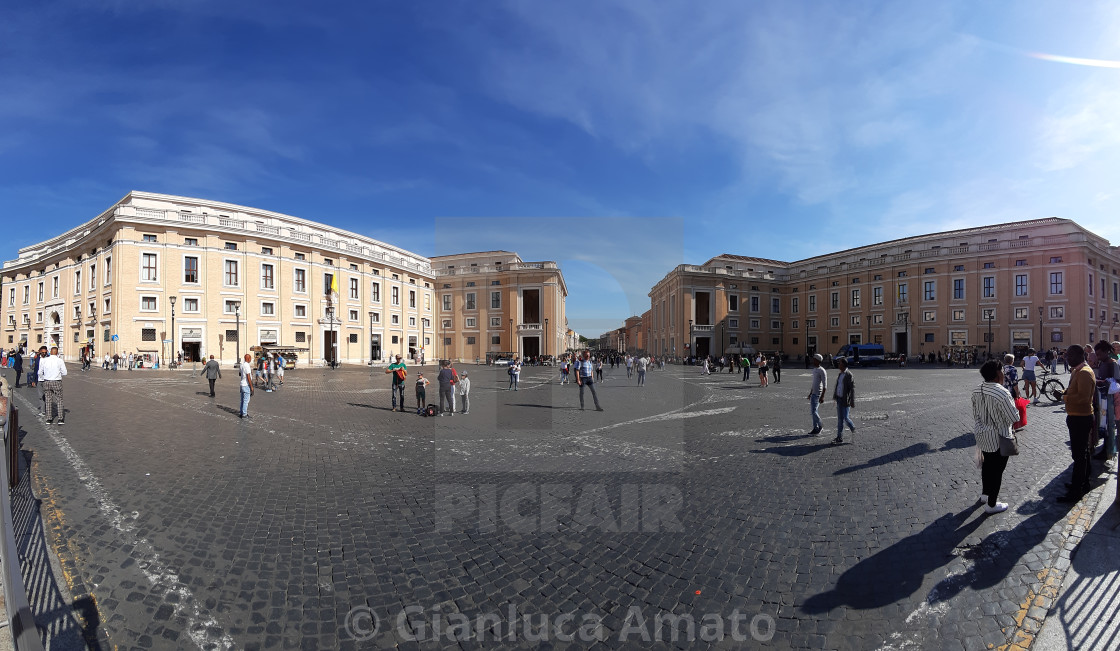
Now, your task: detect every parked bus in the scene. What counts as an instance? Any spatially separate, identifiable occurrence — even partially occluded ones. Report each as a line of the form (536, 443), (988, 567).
(834, 343), (886, 367)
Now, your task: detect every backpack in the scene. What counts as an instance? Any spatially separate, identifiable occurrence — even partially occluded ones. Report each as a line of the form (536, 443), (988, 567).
(423, 404), (438, 417)
(451, 368), (459, 384)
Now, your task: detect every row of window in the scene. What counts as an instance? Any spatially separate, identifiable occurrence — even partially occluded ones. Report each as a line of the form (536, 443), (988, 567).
(441, 292), (503, 311)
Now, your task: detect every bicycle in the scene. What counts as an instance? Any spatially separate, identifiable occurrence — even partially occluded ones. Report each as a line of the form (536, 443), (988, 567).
(1020, 366), (1066, 403)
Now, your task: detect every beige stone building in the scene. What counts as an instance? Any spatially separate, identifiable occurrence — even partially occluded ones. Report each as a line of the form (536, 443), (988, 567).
(430, 251), (568, 362)
(2, 191), (439, 366)
(648, 218), (1120, 361)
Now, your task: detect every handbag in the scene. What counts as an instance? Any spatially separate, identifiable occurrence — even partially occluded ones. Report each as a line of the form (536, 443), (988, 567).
(999, 433), (1019, 457)
(1108, 378), (1120, 395)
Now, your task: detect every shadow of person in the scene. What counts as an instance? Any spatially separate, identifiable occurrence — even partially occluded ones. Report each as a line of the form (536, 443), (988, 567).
(749, 442), (834, 457)
(833, 443), (931, 476)
(802, 507), (984, 613)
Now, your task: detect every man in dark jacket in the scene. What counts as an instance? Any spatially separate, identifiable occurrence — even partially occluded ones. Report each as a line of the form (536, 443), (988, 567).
(200, 355), (222, 397)
(831, 358), (856, 445)
(12, 351), (23, 388)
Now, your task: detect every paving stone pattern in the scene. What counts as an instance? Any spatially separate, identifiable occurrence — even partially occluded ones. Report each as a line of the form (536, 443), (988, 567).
(9, 362), (1112, 650)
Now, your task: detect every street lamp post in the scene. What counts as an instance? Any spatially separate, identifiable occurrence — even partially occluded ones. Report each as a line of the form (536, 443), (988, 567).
(986, 310), (994, 361)
(332, 306), (339, 369)
(510, 318), (514, 359)
(169, 295), (177, 366)
(1038, 306), (1043, 350)
(688, 319), (693, 363)
(544, 317), (548, 358)
(369, 310), (375, 364)
(233, 301), (241, 364)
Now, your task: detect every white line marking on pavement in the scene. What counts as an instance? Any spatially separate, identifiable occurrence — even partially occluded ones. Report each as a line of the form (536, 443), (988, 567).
(578, 406), (737, 436)
(15, 393), (235, 651)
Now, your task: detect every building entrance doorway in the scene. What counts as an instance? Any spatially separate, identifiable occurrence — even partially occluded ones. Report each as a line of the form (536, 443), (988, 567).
(521, 336), (540, 360)
(695, 336), (711, 360)
(181, 342), (201, 362)
(895, 332), (908, 357)
(323, 330), (338, 366)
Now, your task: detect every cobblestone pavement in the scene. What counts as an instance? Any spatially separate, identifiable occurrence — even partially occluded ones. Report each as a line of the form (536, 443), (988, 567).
(8, 362), (1115, 650)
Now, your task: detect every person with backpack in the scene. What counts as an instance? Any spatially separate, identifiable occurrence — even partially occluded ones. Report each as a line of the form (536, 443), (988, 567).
(831, 357), (856, 444)
(458, 371), (471, 414)
(438, 360), (457, 416)
(508, 357), (521, 391)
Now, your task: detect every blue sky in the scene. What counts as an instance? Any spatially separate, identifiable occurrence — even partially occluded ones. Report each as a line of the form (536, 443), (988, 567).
(2, 1), (1120, 337)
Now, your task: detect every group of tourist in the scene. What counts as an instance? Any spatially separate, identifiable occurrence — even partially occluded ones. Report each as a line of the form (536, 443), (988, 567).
(972, 340), (1120, 514)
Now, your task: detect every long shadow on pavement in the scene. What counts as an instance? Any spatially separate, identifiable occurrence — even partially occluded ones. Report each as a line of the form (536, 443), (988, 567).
(833, 434), (973, 476)
(749, 442), (834, 457)
(802, 474), (1076, 615)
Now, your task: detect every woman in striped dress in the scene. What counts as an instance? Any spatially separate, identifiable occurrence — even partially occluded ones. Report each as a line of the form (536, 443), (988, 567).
(972, 360), (1020, 514)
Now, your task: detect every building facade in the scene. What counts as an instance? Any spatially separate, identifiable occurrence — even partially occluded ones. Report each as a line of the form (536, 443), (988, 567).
(0, 192), (569, 366)
(430, 251), (568, 362)
(648, 218), (1120, 360)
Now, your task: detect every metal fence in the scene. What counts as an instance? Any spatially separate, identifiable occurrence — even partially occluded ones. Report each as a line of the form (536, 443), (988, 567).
(0, 374), (45, 650)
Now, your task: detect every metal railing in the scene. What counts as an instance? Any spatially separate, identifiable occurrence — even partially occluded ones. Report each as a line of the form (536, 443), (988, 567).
(0, 373), (45, 650)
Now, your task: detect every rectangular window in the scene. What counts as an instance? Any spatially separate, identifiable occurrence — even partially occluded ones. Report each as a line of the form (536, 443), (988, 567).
(348, 309), (358, 321)
(466, 317), (477, 328)
(850, 315), (860, 326)
(872, 314), (883, 325)
(226, 329), (239, 343)
(442, 295), (451, 311)
(923, 310), (935, 322)
(184, 256), (199, 283)
(982, 277), (995, 298)
(105, 257), (111, 283)
(1015, 307), (1027, 319)
(185, 238), (198, 246)
(897, 283), (908, 303)
(262, 264), (275, 290)
(294, 269), (306, 293)
(729, 318), (739, 329)
(350, 278), (359, 299)
(1050, 272), (1063, 295)
(729, 295), (739, 311)
(489, 317), (501, 328)
(225, 260), (239, 286)
(983, 262), (994, 269)
(142, 253), (158, 281)
(37, 283), (43, 302)
(1015, 274), (1027, 296)
(750, 319), (760, 329)
(225, 242), (237, 250)
(953, 309), (965, 321)
(324, 273), (334, 296)
(924, 267), (935, 274)
(409, 290), (416, 308)
(771, 297), (780, 313)
(1050, 256), (1062, 263)
(491, 291), (501, 309)
(141, 296), (157, 311)
(74, 270), (81, 293)
(771, 320), (780, 329)
(104, 298), (110, 314)
(792, 297), (799, 313)
(371, 282), (380, 302)
(872, 286), (882, 306)
(830, 317), (839, 327)
(7, 288), (13, 307)
(183, 298), (199, 312)
(295, 305), (307, 318)
(953, 278), (964, 300)
(224, 300), (239, 314)
(466, 336), (476, 345)
(52, 276), (58, 298)
(392, 286), (399, 305)
(391, 314), (399, 325)
(1015, 259), (1026, 266)
(465, 293), (476, 310)
(143, 234), (157, 242)
(923, 281), (934, 301)
(1089, 273), (1094, 296)
(294, 252), (305, 261)
(491, 335), (501, 345)
(850, 289), (860, 308)
(954, 265), (964, 271)
(808, 295), (816, 311)
(806, 319), (816, 328)
(750, 296), (759, 312)
(262, 302), (275, 316)
(349, 333), (359, 344)
(830, 292), (839, 309)
(142, 328), (156, 341)
(259, 245), (272, 254)
(409, 316), (416, 327)
(90, 265), (96, 290)
(1050, 306), (1064, 319)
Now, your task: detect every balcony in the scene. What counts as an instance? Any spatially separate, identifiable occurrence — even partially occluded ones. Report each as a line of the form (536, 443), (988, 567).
(691, 325), (714, 333)
(255, 223), (280, 236)
(178, 212), (205, 224)
(518, 323), (542, 332)
(218, 217), (246, 229)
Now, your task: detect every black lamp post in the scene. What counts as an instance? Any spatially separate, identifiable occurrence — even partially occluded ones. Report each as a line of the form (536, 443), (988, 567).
(986, 310), (994, 360)
(544, 317), (548, 358)
(688, 319), (693, 362)
(369, 310), (375, 363)
(234, 301), (241, 364)
(510, 318), (514, 358)
(1038, 306), (1043, 349)
(169, 295), (177, 366)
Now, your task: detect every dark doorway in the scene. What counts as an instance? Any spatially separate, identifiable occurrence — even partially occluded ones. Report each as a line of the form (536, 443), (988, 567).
(371, 335), (381, 361)
(895, 332), (908, 357)
(323, 330), (338, 365)
(522, 336), (540, 360)
(181, 342), (201, 362)
(522, 289), (541, 324)
(696, 336), (711, 360)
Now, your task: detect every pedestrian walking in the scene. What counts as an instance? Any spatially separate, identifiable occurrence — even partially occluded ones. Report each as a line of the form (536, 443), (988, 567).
(415, 373), (429, 412)
(636, 355), (647, 387)
(595, 357), (604, 382)
(28, 351), (39, 389)
(437, 360), (457, 416)
(626, 355), (634, 379)
(200, 355), (222, 397)
(772, 354), (782, 383)
(1021, 348), (1041, 404)
(238, 353), (254, 419)
(575, 350), (604, 411)
(807, 354), (827, 435)
(508, 357), (521, 391)
(741, 355), (750, 381)
(701, 357), (710, 376)
(831, 358), (856, 444)
(560, 359), (570, 385)
(386, 354), (408, 412)
(38, 346), (67, 425)
(971, 360), (1019, 513)
(458, 371), (471, 414)
(758, 355), (768, 387)
(1092, 340), (1117, 463)
(11, 350), (22, 388)
(1059, 345), (1096, 502)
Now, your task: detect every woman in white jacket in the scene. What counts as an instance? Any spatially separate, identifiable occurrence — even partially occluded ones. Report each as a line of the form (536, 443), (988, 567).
(458, 372), (471, 414)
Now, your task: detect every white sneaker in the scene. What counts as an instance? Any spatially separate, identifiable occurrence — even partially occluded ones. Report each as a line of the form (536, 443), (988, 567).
(983, 502), (1008, 514)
